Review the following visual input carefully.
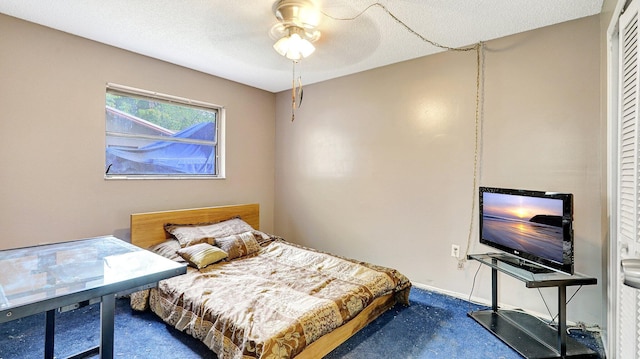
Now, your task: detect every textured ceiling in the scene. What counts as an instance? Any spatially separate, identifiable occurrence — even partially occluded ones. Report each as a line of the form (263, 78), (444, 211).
(0, 0), (603, 93)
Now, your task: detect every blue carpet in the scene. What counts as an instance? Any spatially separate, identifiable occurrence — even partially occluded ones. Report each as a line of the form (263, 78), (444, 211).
(0, 287), (604, 358)
(326, 289), (522, 359)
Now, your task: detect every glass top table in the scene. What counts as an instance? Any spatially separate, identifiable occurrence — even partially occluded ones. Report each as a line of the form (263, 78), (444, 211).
(0, 235), (186, 358)
(468, 252), (597, 288)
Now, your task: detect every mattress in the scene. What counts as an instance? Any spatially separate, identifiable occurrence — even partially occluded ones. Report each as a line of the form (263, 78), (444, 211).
(137, 240), (410, 359)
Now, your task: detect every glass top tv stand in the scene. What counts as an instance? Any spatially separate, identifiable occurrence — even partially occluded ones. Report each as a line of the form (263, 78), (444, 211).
(0, 235), (187, 359)
(468, 253), (598, 359)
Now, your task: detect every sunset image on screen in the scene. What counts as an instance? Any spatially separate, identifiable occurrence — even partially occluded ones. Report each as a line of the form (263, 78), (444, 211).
(482, 192), (564, 263)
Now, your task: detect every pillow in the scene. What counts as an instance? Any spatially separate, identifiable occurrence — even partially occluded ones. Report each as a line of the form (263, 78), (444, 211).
(165, 217), (255, 248)
(251, 230), (271, 244)
(252, 230), (285, 246)
(177, 243), (228, 269)
(216, 231), (262, 260)
(147, 239), (183, 262)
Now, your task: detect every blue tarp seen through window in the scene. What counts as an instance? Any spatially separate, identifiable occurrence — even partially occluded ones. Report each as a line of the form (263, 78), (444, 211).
(106, 122), (215, 175)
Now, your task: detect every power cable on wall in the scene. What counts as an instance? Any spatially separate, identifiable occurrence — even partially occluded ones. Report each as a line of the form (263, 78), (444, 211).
(322, 3), (485, 268)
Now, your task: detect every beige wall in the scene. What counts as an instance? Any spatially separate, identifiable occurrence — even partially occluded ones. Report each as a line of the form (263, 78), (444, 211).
(275, 16), (603, 326)
(0, 14), (276, 249)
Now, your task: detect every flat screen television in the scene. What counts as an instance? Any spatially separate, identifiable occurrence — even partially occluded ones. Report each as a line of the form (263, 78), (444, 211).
(479, 186), (574, 274)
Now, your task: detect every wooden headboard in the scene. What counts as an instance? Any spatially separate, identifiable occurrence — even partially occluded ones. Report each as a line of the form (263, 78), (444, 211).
(130, 203), (260, 249)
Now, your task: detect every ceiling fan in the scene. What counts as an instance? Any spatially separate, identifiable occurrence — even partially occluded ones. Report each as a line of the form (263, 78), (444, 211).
(270, 0), (323, 61)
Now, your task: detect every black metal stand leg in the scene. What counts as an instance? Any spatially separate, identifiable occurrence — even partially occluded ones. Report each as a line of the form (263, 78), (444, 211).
(44, 309), (55, 359)
(491, 267), (498, 311)
(557, 286), (567, 357)
(467, 254), (598, 359)
(100, 294), (115, 359)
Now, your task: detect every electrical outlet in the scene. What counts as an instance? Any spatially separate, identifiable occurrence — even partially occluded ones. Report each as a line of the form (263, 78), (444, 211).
(451, 244), (460, 258)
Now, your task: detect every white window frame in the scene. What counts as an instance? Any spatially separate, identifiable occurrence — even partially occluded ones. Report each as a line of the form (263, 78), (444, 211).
(105, 83), (225, 180)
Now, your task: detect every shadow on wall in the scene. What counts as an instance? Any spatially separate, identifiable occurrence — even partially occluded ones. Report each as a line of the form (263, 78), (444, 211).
(113, 228), (131, 243)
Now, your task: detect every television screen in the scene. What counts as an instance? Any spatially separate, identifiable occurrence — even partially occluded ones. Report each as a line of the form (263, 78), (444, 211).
(479, 187), (573, 274)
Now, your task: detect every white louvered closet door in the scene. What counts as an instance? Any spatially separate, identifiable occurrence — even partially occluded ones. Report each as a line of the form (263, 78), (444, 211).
(618, 1), (640, 358)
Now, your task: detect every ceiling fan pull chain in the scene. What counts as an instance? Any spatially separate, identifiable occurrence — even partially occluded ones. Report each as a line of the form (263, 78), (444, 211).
(290, 60), (305, 122)
(296, 76), (303, 109)
(291, 60), (299, 121)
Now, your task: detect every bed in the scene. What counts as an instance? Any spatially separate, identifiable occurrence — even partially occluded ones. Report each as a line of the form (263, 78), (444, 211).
(130, 203), (411, 359)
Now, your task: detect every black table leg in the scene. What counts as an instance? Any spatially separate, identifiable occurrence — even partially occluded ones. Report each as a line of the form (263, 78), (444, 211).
(44, 309), (55, 359)
(100, 294), (115, 359)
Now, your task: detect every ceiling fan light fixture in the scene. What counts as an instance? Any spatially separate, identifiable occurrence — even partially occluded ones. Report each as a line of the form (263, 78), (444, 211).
(295, 35), (316, 58)
(273, 26), (316, 60)
(271, 0), (320, 60)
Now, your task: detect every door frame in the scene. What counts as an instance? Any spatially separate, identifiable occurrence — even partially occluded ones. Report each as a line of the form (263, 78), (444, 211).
(608, 0), (637, 357)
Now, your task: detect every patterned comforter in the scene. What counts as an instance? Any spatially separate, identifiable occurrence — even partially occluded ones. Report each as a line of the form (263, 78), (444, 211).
(136, 240), (411, 359)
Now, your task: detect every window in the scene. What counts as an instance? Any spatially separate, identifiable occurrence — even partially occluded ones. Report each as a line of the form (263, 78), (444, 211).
(105, 84), (224, 179)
